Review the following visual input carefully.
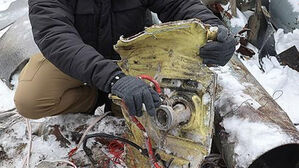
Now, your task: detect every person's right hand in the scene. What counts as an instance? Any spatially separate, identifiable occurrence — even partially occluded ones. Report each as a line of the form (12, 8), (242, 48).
(200, 25), (237, 66)
(111, 76), (161, 117)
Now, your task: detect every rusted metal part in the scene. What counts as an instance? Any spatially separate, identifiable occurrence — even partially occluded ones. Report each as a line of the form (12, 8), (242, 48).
(211, 3), (233, 20)
(247, 0), (264, 48)
(201, 154), (226, 168)
(49, 125), (71, 148)
(276, 46), (299, 72)
(236, 29), (256, 58)
(236, 44), (255, 58)
(214, 55), (299, 168)
(246, 1), (277, 71)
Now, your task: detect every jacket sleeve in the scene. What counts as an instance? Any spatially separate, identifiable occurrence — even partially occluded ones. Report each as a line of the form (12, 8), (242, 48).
(28, 0), (122, 92)
(141, 0), (223, 26)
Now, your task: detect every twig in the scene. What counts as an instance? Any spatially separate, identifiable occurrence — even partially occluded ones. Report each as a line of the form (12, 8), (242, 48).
(22, 119), (32, 168)
(26, 119), (32, 168)
(35, 160), (78, 168)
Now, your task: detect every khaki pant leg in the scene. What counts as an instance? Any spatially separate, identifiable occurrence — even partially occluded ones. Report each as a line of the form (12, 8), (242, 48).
(14, 53), (97, 119)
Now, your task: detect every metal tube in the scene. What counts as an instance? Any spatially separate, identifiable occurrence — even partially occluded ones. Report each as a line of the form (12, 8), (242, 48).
(214, 56), (299, 168)
(154, 103), (191, 130)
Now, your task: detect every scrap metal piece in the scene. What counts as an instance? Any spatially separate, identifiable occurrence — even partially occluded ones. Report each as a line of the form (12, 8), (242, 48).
(247, 0), (266, 48)
(112, 18), (299, 168)
(277, 46), (299, 72)
(214, 55), (299, 168)
(154, 103), (191, 131)
(247, 1), (277, 70)
(113, 19), (218, 168)
(0, 14), (40, 88)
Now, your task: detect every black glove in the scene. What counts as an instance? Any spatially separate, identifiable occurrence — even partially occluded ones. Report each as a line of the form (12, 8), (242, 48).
(200, 25), (237, 66)
(111, 75), (161, 117)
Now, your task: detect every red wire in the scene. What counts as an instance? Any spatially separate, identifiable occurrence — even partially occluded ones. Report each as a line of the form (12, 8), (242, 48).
(118, 74), (163, 168)
(108, 140), (125, 166)
(68, 147), (78, 158)
(138, 74), (162, 94)
(130, 115), (162, 168)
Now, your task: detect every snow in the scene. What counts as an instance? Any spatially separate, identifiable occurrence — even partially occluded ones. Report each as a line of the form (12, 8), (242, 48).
(0, 25), (10, 37)
(222, 116), (293, 168)
(221, 4), (248, 34)
(274, 28), (299, 54)
(0, 0), (15, 11)
(241, 31), (299, 126)
(212, 64), (261, 117)
(0, 113), (126, 167)
(0, 74), (17, 110)
(288, 0), (299, 13)
(230, 8), (247, 28)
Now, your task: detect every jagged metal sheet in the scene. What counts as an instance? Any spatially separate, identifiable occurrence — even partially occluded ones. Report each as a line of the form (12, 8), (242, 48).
(0, 0), (28, 31)
(0, 14), (40, 88)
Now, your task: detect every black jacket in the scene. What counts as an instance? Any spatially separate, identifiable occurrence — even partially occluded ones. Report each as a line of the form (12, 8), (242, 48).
(29, 0), (222, 92)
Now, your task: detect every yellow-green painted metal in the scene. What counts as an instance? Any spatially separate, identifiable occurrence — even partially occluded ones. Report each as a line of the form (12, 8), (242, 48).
(113, 19), (218, 168)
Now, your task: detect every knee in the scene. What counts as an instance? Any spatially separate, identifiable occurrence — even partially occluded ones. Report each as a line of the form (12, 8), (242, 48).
(14, 90), (56, 119)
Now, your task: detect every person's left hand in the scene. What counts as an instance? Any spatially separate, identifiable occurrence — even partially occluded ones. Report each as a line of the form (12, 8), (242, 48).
(200, 25), (237, 66)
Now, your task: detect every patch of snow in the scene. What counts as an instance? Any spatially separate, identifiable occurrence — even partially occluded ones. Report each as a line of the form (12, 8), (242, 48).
(274, 28), (299, 54)
(202, 93), (211, 105)
(0, 113), (126, 167)
(0, 0), (15, 11)
(288, 0), (299, 12)
(240, 32), (299, 127)
(221, 3), (247, 34)
(222, 116), (293, 168)
(212, 65), (261, 116)
(226, 8), (299, 129)
(0, 25), (10, 38)
(242, 10), (255, 20)
(230, 8), (247, 28)
(0, 75), (16, 110)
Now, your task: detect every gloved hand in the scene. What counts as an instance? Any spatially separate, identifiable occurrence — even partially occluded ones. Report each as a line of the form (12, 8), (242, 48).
(111, 75), (161, 117)
(200, 25), (237, 66)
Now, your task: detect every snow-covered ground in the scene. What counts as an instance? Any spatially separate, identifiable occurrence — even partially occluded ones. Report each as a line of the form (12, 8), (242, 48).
(0, 0), (15, 11)
(0, 0), (298, 167)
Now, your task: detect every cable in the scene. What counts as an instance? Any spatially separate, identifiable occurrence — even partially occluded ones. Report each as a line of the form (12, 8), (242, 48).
(136, 75), (163, 168)
(138, 74), (162, 94)
(68, 112), (111, 158)
(82, 133), (148, 167)
(83, 133), (148, 156)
